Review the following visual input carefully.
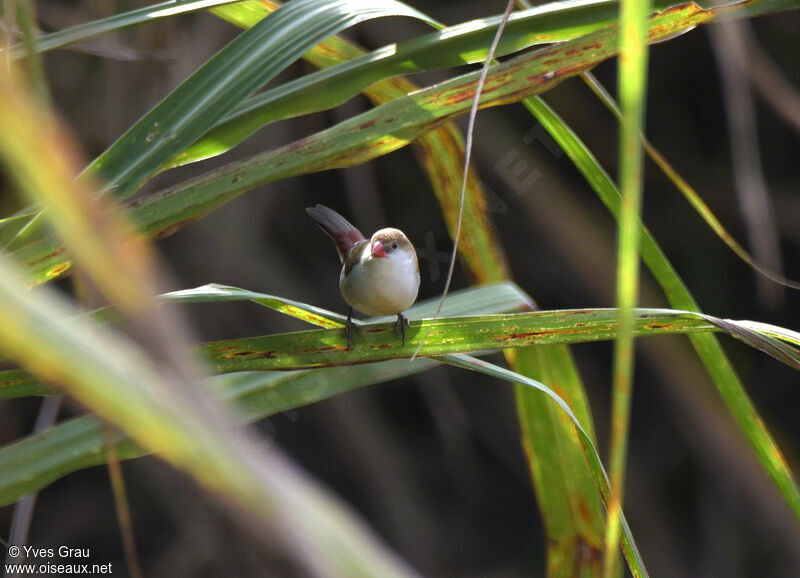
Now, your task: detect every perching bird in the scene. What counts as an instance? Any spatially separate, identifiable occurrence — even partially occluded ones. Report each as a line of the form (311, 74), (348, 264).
(306, 204), (420, 349)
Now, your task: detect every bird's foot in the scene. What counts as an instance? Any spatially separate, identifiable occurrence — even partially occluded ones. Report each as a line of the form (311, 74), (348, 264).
(395, 313), (410, 346)
(346, 307), (353, 351)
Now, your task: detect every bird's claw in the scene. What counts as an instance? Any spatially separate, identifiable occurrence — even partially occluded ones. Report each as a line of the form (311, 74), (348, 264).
(395, 313), (410, 346)
(346, 307), (353, 351)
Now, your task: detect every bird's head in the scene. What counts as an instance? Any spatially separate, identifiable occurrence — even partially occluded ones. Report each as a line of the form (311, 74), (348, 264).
(370, 228), (414, 259)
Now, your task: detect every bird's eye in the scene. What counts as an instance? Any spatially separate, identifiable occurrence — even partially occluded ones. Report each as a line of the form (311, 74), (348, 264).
(392, 242), (398, 250)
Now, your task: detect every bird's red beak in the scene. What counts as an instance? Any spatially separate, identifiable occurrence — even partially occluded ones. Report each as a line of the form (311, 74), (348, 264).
(371, 240), (388, 258)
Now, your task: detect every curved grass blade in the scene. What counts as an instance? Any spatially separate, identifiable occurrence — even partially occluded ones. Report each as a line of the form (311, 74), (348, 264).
(172, 0), (623, 168)
(0, 282), (536, 401)
(521, 96), (800, 524)
(507, 342), (607, 575)
(86, 0), (439, 201)
(442, 353), (647, 577)
(163, 283), (349, 328)
(3, 0), (247, 59)
(0, 211), (41, 247)
(0, 283), (529, 502)
(163, 280), (531, 322)
(732, 320), (800, 347)
(707, 318), (800, 371)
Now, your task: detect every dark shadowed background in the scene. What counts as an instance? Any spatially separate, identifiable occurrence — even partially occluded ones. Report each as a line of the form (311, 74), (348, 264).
(2, 1), (800, 576)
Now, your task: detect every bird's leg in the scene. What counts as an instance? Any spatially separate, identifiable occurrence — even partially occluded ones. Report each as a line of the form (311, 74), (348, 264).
(395, 313), (410, 346)
(346, 306), (353, 351)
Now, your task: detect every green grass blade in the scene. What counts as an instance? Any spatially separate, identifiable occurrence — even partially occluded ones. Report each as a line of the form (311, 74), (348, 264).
(0, 368), (55, 400)
(442, 353), (648, 577)
(0, 211), (40, 247)
(0, 417), (145, 507)
(86, 0), (438, 201)
(0, 283), (528, 503)
(731, 320), (800, 348)
(706, 318), (800, 370)
(163, 283), (350, 327)
(172, 0), (622, 168)
(521, 95), (800, 525)
(163, 280), (532, 323)
(0, 281), (532, 400)
(607, 0), (650, 573)
(3, 0), (247, 59)
(197, 308), (800, 373)
(509, 344), (606, 575)
(0, 283), (541, 401)
(191, 308), (711, 372)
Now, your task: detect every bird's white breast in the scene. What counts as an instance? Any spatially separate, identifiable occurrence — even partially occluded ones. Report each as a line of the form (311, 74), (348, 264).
(340, 248), (420, 317)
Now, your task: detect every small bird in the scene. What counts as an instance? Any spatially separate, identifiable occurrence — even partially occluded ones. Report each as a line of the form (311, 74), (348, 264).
(306, 204), (420, 349)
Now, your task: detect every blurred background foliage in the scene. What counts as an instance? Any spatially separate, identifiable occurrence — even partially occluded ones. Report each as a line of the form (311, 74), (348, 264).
(1, 1), (800, 576)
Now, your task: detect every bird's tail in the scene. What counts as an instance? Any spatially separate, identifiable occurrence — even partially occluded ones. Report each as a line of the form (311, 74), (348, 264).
(305, 204), (366, 263)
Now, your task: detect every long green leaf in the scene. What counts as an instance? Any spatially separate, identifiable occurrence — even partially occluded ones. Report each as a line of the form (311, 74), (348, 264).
(5, 0), (795, 66)
(442, 353), (647, 577)
(172, 0), (623, 168)
(521, 96), (800, 524)
(0, 308), (725, 385)
(509, 343), (605, 575)
(606, 0), (650, 572)
(86, 0), (438, 201)
(0, 283), (530, 502)
(0, 282), (533, 400)
(197, 309), (800, 372)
